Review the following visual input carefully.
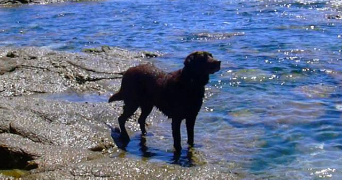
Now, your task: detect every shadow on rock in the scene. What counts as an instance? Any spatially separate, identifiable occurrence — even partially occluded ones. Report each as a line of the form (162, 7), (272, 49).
(105, 123), (129, 150)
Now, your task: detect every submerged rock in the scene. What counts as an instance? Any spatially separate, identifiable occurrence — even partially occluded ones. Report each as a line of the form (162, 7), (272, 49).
(182, 32), (245, 42)
(293, 84), (336, 98)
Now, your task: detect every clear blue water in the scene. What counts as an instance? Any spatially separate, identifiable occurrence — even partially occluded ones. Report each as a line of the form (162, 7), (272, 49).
(1, 0), (342, 178)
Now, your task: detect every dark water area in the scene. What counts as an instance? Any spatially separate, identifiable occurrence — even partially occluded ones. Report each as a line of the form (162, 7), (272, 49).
(1, 0), (342, 179)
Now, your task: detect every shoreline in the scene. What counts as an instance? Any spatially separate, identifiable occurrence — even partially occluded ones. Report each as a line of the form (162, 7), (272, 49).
(0, 0), (98, 7)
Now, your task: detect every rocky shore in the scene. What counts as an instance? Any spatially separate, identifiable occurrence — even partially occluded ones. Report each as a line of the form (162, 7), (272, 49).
(0, 0), (91, 6)
(0, 46), (236, 179)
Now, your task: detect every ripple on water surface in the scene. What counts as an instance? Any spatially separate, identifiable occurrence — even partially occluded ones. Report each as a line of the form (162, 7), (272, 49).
(293, 84), (337, 98)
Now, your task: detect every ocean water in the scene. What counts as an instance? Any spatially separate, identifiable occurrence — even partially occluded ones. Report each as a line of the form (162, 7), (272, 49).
(0, 0), (342, 179)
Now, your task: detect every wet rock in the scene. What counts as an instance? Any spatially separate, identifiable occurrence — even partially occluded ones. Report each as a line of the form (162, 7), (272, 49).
(0, 57), (19, 75)
(326, 14), (342, 20)
(0, 95), (236, 179)
(0, 0), (59, 6)
(6, 51), (20, 58)
(24, 156), (237, 180)
(276, 25), (323, 31)
(82, 46), (108, 54)
(0, 95), (120, 149)
(183, 32), (245, 41)
(0, 133), (101, 172)
(0, 47), (144, 97)
(82, 45), (162, 59)
(0, 46), (132, 177)
(0, 0), (100, 6)
(139, 50), (162, 58)
(0, 173), (15, 180)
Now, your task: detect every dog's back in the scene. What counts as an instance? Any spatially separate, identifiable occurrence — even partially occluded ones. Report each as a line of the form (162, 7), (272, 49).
(109, 64), (165, 104)
(109, 63), (203, 119)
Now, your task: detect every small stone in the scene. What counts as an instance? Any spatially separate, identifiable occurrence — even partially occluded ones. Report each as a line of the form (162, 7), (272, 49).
(6, 51), (19, 58)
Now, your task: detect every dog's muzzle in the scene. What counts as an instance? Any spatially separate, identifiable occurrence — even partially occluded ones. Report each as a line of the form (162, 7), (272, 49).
(209, 60), (221, 74)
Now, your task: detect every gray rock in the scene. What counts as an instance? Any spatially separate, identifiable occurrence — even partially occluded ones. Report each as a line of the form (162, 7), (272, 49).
(0, 47), (144, 97)
(183, 32), (245, 42)
(0, 0), (98, 6)
(82, 46), (162, 59)
(326, 14), (342, 20)
(0, 0), (61, 6)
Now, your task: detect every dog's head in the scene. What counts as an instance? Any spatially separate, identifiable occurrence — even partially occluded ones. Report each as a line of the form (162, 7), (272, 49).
(184, 51), (221, 75)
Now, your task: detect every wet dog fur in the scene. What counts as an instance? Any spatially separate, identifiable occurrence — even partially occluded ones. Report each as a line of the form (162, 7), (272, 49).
(108, 51), (221, 152)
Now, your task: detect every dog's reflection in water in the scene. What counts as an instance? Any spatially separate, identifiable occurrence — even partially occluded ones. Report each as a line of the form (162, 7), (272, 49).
(108, 123), (200, 167)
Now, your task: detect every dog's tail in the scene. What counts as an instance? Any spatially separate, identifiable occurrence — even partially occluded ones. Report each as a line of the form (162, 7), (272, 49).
(108, 91), (123, 103)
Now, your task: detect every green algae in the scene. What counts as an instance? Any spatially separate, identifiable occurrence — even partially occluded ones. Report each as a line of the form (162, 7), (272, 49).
(0, 169), (30, 178)
(229, 109), (260, 125)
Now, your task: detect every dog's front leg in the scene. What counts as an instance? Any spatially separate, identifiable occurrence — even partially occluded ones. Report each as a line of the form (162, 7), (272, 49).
(186, 116), (196, 147)
(172, 119), (182, 153)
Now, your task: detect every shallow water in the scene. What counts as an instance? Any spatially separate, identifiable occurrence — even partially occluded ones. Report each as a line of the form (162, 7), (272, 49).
(1, 0), (342, 179)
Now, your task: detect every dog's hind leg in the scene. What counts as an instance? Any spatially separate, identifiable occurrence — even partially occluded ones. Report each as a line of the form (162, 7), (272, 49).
(138, 104), (153, 135)
(118, 104), (138, 141)
(172, 119), (182, 153)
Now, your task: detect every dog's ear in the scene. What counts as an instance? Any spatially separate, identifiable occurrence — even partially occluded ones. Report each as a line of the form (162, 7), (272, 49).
(184, 53), (194, 67)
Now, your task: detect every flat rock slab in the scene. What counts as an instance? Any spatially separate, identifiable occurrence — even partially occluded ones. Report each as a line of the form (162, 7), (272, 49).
(0, 46), (148, 97)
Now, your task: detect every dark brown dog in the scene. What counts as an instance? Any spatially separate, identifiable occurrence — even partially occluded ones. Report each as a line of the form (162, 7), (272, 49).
(108, 51), (221, 152)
